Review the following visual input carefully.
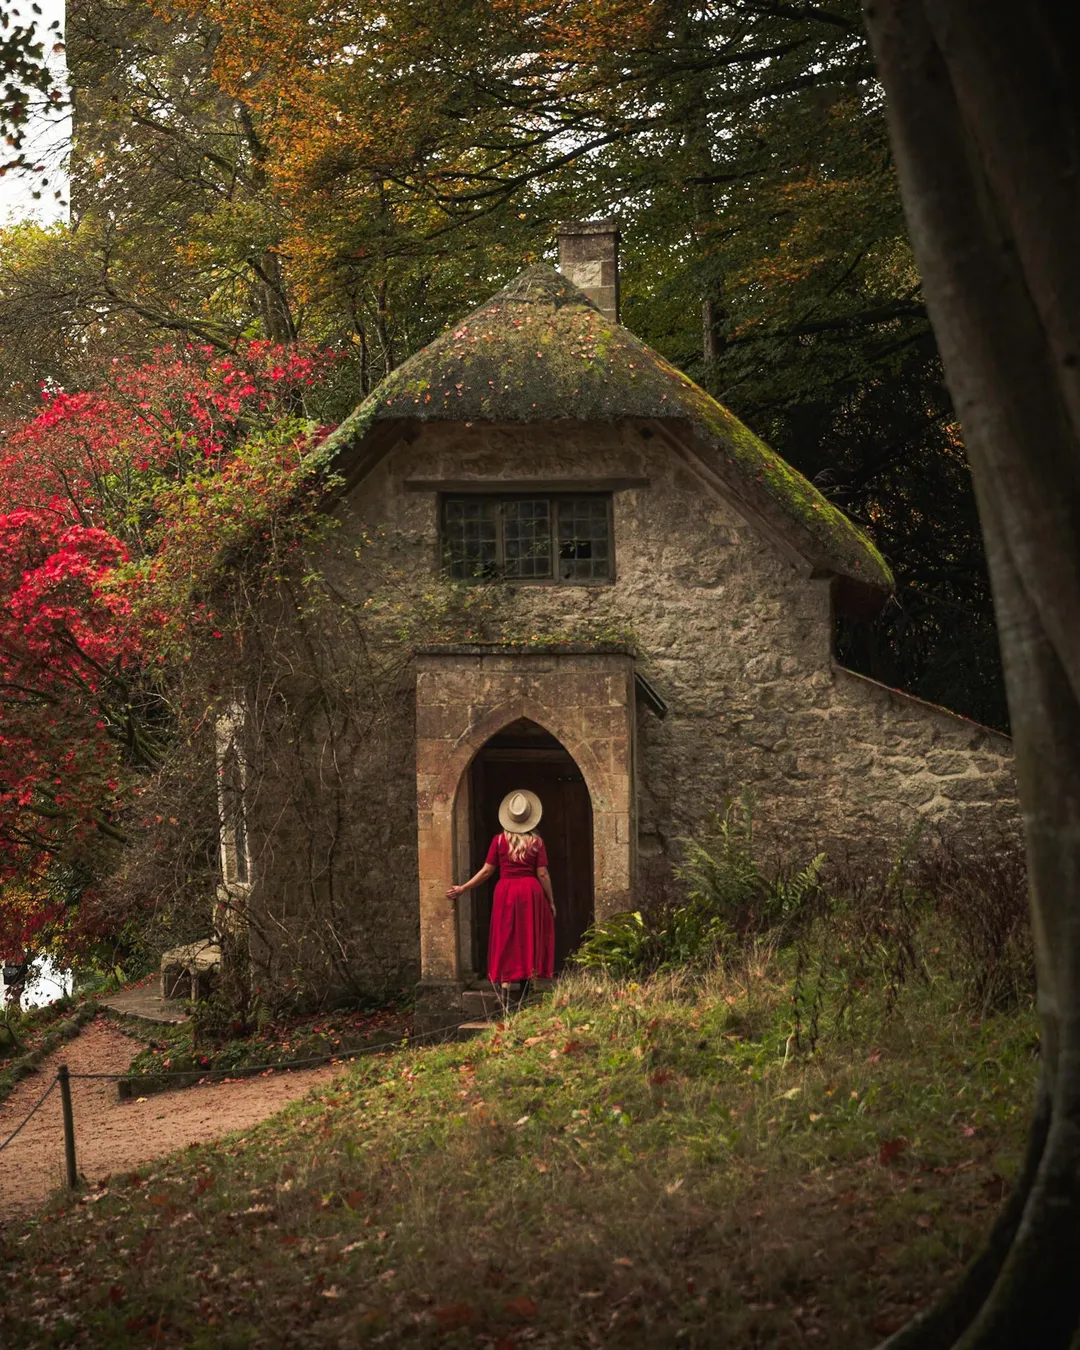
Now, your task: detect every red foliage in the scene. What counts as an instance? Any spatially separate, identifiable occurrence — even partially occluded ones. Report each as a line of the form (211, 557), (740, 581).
(0, 341), (336, 958)
(0, 341), (328, 528)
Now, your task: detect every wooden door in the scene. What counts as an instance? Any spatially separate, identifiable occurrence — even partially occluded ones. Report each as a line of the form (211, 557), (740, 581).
(470, 751), (593, 976)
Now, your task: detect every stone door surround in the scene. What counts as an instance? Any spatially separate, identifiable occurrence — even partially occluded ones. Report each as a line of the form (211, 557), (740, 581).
(415, 644), (636, 1025)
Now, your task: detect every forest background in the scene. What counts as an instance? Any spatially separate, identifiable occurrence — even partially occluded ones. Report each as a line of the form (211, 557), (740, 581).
(0, 0), (1005, 970)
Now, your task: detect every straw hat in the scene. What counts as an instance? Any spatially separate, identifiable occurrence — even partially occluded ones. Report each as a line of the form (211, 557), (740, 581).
(498, 788), (543, 834)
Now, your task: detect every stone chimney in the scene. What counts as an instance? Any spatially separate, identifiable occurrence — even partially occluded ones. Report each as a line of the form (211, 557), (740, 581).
(558, 219), (620, 323)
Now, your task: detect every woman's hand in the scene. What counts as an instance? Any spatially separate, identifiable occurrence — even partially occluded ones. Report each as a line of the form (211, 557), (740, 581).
(448, 862), (494, 902)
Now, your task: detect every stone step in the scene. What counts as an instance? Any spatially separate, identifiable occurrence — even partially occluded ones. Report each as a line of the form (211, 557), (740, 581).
(461, 988), (510, 1019)
(457, 1021), (496, 1040)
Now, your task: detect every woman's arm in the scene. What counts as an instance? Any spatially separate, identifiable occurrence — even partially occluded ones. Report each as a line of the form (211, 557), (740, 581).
(537, 866), (556, 917)
(446, 862), (495, 902)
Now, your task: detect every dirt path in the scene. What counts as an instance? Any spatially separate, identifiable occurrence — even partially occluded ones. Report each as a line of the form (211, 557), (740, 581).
(0, 1018), (342, 1223)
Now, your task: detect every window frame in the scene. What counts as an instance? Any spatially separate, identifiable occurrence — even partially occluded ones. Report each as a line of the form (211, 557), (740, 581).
(439, 491), (616, 586)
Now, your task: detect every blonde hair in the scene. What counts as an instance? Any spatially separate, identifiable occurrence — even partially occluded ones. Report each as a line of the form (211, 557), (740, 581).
(504, 830), (540, 862)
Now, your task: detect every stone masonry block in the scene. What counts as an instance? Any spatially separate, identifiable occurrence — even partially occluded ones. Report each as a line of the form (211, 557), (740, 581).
(926, 750), (973, 777)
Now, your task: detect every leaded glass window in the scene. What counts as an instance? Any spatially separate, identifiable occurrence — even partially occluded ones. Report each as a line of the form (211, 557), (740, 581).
(441, 494), (613, 584)
(503, 498), (552, 578)
(558, 496), (611, 581)
(443, 498), (498, 580)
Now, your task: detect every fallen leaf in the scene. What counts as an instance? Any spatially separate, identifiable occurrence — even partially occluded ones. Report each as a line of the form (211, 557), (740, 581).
(503, 1295), (537, 1320)
(915, 1214), (934, 1229)
(562, 1040), (582, 1056)
(345, 1189), (365, 1209)
(982, 1174), (1009, 1203)
(649, 1069), (674, 1086)
(878, 1138), (908, 1166)
(435, 1303), (476, 1331)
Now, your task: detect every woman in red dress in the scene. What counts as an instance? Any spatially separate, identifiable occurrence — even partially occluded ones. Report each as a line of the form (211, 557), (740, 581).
(446, 789), (556, 1000)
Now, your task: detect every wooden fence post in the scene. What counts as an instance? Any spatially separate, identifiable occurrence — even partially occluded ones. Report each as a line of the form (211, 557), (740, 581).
(57, 1064), (78, 1189)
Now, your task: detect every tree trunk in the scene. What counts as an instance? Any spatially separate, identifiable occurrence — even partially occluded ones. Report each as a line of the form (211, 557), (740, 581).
(702, 295), (724, 367)
(861, 0), (1080, 1344)
(254, 249), (297, 345)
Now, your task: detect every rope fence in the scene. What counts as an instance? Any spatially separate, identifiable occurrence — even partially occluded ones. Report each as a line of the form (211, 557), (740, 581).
(0, 1077), (58, 1155)
(0, 1017), (480, 1190)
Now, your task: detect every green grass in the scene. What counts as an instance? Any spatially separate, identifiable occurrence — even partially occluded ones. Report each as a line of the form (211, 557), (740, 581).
(0, 954), (1038, 1348)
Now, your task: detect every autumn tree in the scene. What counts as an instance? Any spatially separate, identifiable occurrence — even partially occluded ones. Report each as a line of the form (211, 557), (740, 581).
(863, 1), (1080, 1346)
(0, 340), (332, 961)
(1, 0), (1010, 724)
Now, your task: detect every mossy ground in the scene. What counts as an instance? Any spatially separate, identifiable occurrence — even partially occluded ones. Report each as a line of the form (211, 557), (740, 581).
(120, 1005), (411, 1096)
(0, 949), (1038, 1349)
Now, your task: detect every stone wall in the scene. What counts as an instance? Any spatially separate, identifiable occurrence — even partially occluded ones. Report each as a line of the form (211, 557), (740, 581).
(827, 668), (1016, 846)
(242, 415), (1018, 1003)
(333, 418), (1017, 855)
(237, 610), (423, 1007)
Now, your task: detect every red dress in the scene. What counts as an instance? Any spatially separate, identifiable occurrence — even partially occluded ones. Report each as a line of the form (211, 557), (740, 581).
(486, 833), (555, 983)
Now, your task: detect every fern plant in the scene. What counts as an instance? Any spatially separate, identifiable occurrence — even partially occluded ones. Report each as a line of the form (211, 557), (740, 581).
(573, 911), (651, 976)
(574, 799), (826, 977)
(675, 797), (825, 935)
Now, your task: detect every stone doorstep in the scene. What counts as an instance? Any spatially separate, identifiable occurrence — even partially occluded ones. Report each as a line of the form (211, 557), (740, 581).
(461, 988), (510, 1020)
(457, 1022), (495, 1040)
(461, 978), (551, 1022)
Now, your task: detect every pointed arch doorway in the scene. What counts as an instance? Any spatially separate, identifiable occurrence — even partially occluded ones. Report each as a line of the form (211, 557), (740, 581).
(413, 645), (636, 1031)
(467, 719), (594, 978)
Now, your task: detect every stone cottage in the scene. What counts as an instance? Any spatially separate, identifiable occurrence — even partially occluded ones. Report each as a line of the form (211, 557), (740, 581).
(221, 221), (1017, 1025)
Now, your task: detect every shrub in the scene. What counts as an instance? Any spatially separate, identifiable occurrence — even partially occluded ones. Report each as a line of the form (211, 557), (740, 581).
(918, 836), (1032, 1012)
(575, 805), (1031, 1034)
(575, 801), (825, 977)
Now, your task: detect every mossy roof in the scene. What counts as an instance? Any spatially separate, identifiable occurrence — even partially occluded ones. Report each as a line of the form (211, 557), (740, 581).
(318, 265), (892, 593)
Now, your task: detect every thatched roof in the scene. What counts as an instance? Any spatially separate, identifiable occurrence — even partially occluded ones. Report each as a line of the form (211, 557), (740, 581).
(317, 265), (892, 597)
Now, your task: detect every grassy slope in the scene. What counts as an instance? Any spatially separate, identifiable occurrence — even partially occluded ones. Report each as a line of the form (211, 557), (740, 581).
(1, 961), (1037, 1349)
